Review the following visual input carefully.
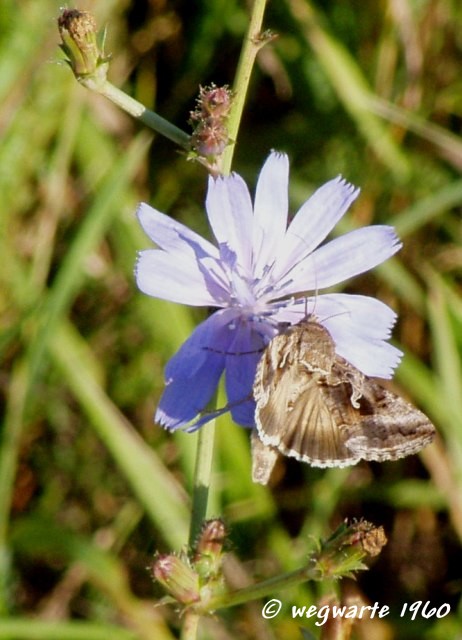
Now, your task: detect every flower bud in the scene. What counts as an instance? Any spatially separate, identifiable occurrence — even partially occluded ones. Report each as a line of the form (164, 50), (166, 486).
(58, 9), (108, 80)
(151, 553), (200, 605)
(190, 119), (229, 157)
(192, 85), (233, 120)
(189, 84), (232, 159)
(193, 519), (227, 579)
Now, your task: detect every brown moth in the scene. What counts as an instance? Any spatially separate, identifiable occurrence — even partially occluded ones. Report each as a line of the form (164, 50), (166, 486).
(252, 320), (435, 484)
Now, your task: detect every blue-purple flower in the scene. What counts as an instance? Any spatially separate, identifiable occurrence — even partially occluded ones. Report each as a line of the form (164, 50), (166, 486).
(136, 152), (402, 430)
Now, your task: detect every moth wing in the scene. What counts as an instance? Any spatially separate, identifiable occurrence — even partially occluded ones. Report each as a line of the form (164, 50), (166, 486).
(253, 325), (435, 473)
(252, 332), (292, 406)
(250, 430), (280, 485)
(254, 359), (361, 468)
(344, 378), (435, 461)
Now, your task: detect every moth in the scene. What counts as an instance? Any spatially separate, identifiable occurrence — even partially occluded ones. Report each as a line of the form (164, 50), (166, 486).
(251, 320), (435, 484)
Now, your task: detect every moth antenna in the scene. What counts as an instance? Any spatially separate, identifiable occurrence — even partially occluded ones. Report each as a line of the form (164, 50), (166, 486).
(279, 228), (319, 323)
(319, 309), (351, 323)
(316, 295), (354, 325)
(306, 252), (319, 320)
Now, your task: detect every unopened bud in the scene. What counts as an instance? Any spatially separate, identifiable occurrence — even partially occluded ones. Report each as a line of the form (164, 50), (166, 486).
(151, 553), (200, 605)
(193, 519), (227, 578)
(189, 84), (232, 159)
(191, 119), (229, 157)
(192, 85), (233, 120)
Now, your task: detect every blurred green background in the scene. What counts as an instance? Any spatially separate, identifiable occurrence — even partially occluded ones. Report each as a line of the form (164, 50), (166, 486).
(1, 0), (462, 638)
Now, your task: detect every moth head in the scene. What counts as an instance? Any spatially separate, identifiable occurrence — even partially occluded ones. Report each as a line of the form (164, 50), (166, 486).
(290, 320), (336, 368)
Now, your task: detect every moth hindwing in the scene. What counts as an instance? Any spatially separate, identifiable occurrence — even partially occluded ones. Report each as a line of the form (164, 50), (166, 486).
(251, 320), (435, 484)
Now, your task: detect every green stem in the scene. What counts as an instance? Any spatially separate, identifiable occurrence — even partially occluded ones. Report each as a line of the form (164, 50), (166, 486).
(186, 0), (270, 550)
(80, 78), (191, 150)
(180, 611), (200, 640)
(202, 524), (370, 611)
(206, 563), (320, 611)
(188, 420), (216, 549)
(221, 0), (269, 175)
(182, 5), (271, 636)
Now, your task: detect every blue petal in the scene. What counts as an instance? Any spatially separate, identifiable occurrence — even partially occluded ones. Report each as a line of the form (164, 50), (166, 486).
(155, 310), (242, 430)
(224, 318), (270, 428)
(271, 176), (359, 283)
(230, 399), (257, 428)
(275, 226), (402, 296)
(314, 293), (398, 340)
(252, 152), (289, 279)
(137, 203), (219, 258)
(136, 203), (233, 306)
(206, 173), (254, 275)
(155, 349), (225, 431)
(136, 250), (230, 306)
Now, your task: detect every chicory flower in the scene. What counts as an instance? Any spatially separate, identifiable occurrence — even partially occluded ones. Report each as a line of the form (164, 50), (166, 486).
(136, 152), (402, 429)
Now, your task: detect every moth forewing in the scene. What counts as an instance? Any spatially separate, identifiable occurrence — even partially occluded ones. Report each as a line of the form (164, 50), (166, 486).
(251, 430), (280, 485)
(343, 380), (436, 462)
(252, 319), (436, 483)
(255, 371), (362, 468)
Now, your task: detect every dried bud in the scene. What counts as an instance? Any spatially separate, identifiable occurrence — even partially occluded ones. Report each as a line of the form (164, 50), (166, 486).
(58, 9), (108, 82)
(189, 84), (232, 161)
(193, 519), (227, 578)
(151, 553), (200, 605)
(346, 520), (387, 557)
(190, 119), (229, 157)
(315, 520), (387, 579)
